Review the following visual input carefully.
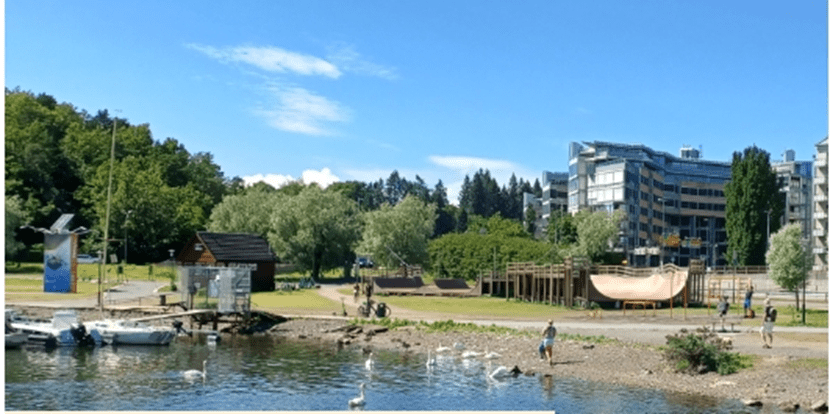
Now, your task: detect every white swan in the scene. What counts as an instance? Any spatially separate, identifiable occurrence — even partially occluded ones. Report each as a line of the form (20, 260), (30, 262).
(461, 350), (482, 359)
(487, 361), (511, 380)
(364, 352), (374, 370)
(436, 343), (451, 353)
(348, 382), (366, 407)
(483, 347), (501, 359)
(183, 360), (207, 381)
(426, 350), (437, 368)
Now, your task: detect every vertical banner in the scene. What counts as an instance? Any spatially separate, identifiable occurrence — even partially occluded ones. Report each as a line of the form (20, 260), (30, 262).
(43, 233), (77, 293)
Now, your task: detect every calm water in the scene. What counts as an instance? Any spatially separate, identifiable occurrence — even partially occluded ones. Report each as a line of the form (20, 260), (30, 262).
(6, 334), (751, 412)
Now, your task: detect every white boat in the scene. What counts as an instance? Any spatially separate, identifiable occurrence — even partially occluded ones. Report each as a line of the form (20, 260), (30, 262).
(6, 332), (28, 349)
(87, 319), (176, 346)
(5, 309), (28, 348)
(8, 310), (102, 347)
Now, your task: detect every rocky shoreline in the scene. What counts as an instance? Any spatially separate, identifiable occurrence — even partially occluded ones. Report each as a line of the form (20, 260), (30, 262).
(8, 305), (827, 412)
(269, 317), (828, 413)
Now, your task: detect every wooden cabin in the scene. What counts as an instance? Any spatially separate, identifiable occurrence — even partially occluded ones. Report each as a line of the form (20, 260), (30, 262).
(177, 232), (277, 292)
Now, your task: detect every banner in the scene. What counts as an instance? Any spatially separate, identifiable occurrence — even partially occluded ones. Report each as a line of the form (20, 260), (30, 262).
(43, 233), (77, 293)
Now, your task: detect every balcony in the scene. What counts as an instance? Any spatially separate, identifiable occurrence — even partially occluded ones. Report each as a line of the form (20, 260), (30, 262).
(814, 247), (827, 254)
(815, 194), (828, 202)
(815, 176), (827, 185)
(816, 156), (827, 168)
(813, 228), (826, 237)
(816, 211), (828, 220)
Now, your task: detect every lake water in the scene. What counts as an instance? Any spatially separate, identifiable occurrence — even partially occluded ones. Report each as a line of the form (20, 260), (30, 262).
(6, 334), (752, 412)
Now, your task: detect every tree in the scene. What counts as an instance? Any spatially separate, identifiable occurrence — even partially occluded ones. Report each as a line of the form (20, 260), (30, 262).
(572, 209), (625, 262)
(358, 195), (436, 268)
(724, 146), (783, 266)
(766, 224), (810, 314)
(268, 186), (361, 280)
(5, 195), (31, 263)
(208, 185), (279, 239)
(547, 209), (577, 246)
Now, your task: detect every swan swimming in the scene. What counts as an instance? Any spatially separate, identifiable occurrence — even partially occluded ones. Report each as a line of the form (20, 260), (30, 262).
(483, 347), (501, 359)
(436, 343), (451, 353)
(461, 350), (482, 359)
(183, 360), (207, 381)
(348, 382), (366, 407)
(364, 352), (374, 370)
(486, 361), (511, 380)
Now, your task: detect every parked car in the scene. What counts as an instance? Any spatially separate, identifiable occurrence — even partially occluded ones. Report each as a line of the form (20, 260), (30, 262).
(76, 254), (100, 264)
(357, 257), (374, 268)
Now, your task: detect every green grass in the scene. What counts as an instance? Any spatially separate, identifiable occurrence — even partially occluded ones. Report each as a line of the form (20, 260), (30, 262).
(251, 288), (340, 311)
(785, 358), (828, 370)
(776, 306), (828, 328)
(376, 295), (571, 319)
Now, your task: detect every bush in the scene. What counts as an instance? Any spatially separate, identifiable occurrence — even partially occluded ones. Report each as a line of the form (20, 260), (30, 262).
(664, 327), (750, 375)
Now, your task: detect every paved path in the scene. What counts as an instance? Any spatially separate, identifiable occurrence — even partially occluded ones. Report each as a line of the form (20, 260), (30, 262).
(315, 284), (828, 359)
(6, 280), (167, 308)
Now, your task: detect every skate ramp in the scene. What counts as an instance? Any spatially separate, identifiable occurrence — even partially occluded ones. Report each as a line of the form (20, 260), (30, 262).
(589, 269), (688, 301)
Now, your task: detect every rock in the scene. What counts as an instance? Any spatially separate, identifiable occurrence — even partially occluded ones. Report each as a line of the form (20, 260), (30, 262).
(742, 399), (763, 407)
(582, 344), (595, 349)
(778, 401), (799, 412)
(811, 400), (828, 412)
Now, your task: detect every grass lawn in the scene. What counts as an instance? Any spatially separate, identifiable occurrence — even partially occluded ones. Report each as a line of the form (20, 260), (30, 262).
(251, 289), (340, 312)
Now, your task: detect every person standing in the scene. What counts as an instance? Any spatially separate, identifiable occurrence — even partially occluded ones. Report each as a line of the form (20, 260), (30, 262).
(743, 284), (754, 318)
(542, 319), (557, 366)
(761, 297), (776, 348)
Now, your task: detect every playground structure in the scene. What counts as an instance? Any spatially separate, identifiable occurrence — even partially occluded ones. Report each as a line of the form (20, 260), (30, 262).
(483, 258), (708, 309)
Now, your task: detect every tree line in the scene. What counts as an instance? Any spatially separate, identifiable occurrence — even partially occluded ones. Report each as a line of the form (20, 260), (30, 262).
(4, 88), (550, 269)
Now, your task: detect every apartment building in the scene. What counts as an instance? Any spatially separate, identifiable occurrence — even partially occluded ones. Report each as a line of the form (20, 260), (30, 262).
(568, 141), (731, 267)
(814, 138), (828, 275)
(772, 150), (813, 244)
(523, 171), (568, 239)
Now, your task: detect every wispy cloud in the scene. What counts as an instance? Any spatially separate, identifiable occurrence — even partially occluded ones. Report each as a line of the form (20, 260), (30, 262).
(254, 86), (350, 135)
(187, 43), (341, 78)
(243, 168), (340, 189)
(428, 155), (538, 204)
(429, 155), (517, 175)
(326, 43), (398, 80)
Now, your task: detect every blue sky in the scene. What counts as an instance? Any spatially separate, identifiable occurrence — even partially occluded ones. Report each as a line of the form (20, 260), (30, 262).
(6, 1), (827, 203)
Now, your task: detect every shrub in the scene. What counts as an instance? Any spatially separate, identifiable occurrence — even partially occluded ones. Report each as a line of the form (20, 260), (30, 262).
(664, 327), (750, 375)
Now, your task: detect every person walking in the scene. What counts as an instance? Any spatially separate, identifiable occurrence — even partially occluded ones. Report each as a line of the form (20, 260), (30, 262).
(541, 319), (557, 366)
(761, 297), (776, 348)
(743, 284), (754, 318)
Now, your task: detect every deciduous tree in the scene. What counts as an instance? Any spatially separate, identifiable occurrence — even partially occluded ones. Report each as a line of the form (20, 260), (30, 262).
(766, 224), (810, 313)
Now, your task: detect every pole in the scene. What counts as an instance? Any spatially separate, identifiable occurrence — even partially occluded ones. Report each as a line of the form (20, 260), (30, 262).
(100, 117), (117, 310)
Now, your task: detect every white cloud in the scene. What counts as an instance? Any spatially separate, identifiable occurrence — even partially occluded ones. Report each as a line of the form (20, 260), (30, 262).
(187, 44), (341, 78)
(301, 168), (340, 188)
(242, 168), (340, 190)
(326, 43), (398, 80)
(254, 86), (350, 135)
(242, 173), (296, 189)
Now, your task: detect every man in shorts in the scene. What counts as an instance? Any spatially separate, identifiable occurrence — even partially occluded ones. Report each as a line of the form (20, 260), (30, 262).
(761, 297), (776, 348)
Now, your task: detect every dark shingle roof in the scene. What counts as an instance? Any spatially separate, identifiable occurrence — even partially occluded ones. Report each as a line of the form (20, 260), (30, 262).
(197, 232), (276, 262)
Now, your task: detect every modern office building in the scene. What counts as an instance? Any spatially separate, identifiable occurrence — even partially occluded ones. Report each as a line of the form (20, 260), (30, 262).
(568, 141), (732, 267)
(814, 138), (828, 275)
(523, 171), (568, 239)
(772, 150), (812, 244)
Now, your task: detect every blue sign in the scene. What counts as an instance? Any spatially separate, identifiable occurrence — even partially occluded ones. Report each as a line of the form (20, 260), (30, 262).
(44, 233), (74, 293)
